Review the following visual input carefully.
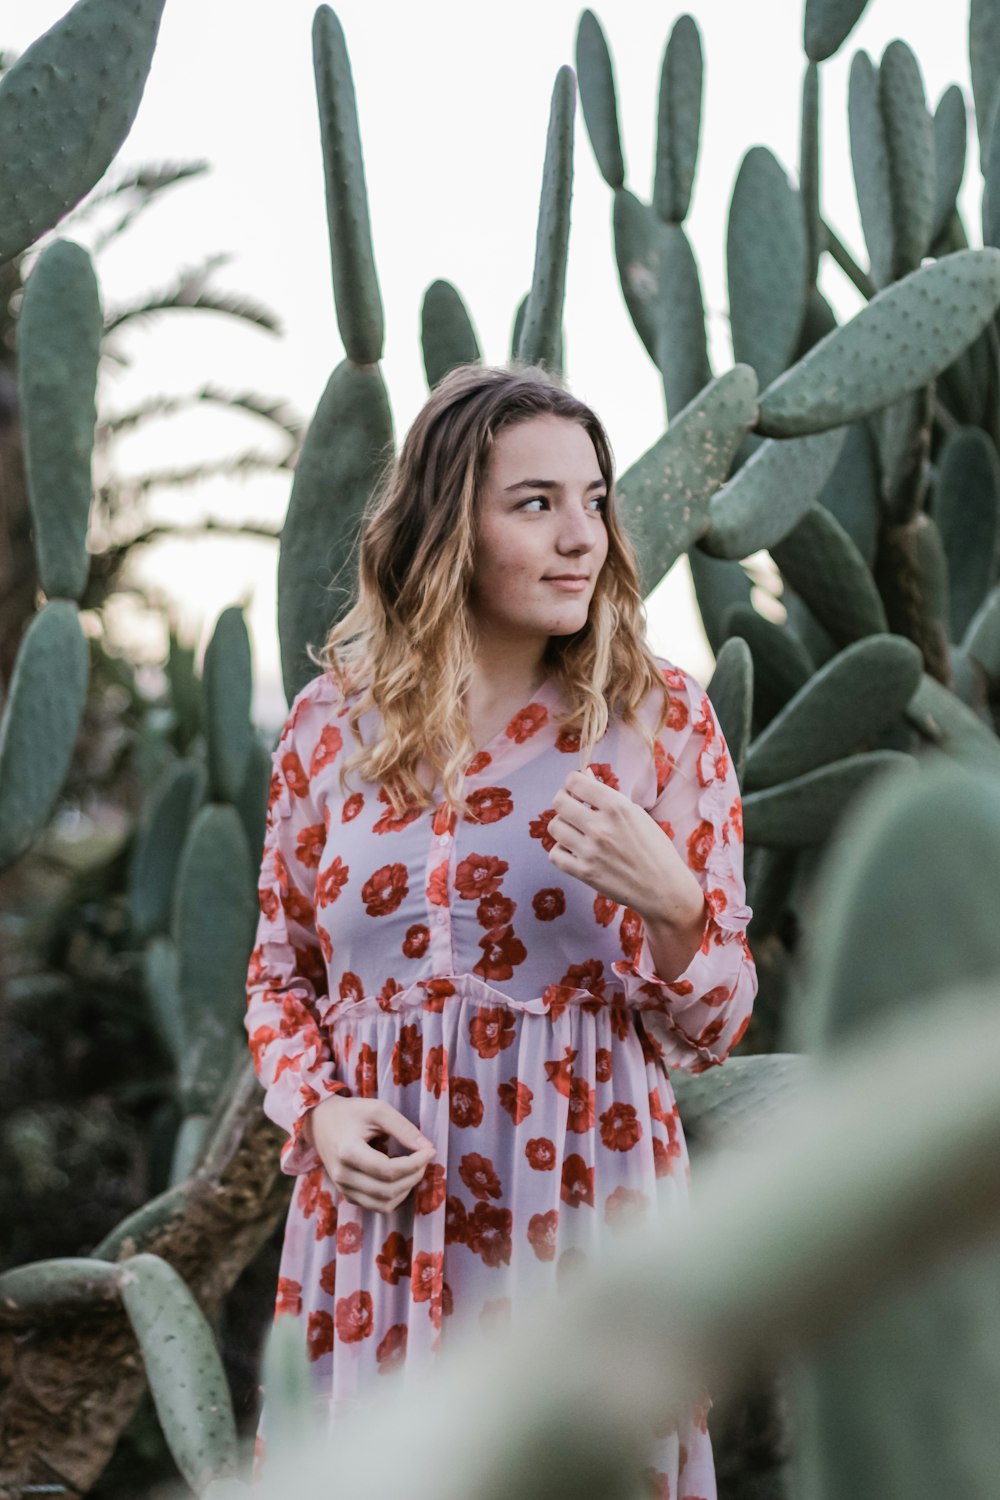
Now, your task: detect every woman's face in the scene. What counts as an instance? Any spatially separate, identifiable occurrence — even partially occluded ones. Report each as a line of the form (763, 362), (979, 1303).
(469, 414), (610, 649)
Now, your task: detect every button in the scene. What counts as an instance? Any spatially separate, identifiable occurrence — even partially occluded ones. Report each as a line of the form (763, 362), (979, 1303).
(435, 911), (447, 926)
(437, 834), (450, 847)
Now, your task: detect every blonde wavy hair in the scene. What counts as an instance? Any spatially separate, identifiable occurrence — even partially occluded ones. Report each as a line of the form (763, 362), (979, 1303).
(312, 361), (672, 818)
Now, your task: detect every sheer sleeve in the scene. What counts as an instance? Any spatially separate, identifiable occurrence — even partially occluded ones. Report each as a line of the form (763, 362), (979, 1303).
(244, 673), (350, 1175)
(614, 664), (758, 1074)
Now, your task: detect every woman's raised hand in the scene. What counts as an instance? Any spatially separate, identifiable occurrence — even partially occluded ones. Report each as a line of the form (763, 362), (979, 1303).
(305, 1096), (437, 1214)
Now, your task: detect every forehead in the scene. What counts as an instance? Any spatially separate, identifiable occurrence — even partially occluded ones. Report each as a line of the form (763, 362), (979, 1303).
(486, 414), (601, 482)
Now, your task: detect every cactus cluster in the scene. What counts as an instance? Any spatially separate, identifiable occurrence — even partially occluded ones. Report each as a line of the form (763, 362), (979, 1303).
(5, 0), (1000, 1495)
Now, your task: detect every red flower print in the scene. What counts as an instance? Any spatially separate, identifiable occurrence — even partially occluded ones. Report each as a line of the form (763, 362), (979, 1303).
(640, 1469), (671, 1500)
(665, 692), (689, 732)
(339, 971), (364, 1004)
(469, 1005), (517, 1059)
(318, 926), (333, 963)
(556, 1246), (589, 1287)
(586, 762), (620, 790)
(316, 856), (349, 908)
(449, 1075), (484, 1128)
(432, 801), (457, 836)
(427, 861), (449, 907)
(411, 1250), (444, 1305)
(714, 745), (730, 781)
(335, 1290), (374, 1343)
(731, 1012), (751, 1049)
(687, 819), (715, 873)
(337, 1221), (363, 1254)
(595, 1047), (613, 1083)
(319, 1259), (336, 1296)
(560, 958), (606, 996)
(402, 923), (430, 959)
(464, 749), (493, 776)
(653, 738), (676, 795)
(609, 999), (632, 1041)
(392, 1023), (423, 1085)
(376, 1323), (408, 1372)
(653, 1135), (679, 1178)
(540, 983), (573, 1021)
(421, 977), (455, 1011)
(619, 907), (643, 962)
(479, 1297), (512, 1332)
(376, 1230), (412, 1284)
(267, 771), (282, 814)
(309, 723), (343, 775)
(600, 1101), (642, 1151)
(473, 925), (527, 982)
(695, 1015), (727, 1048)
(594, 893), (619, 927)
(342, 792), (364, 822)
(275, 1277), (302, 1316)
(604, 1184), (651, 1231)
(525, 1136), (557, 1171)
(273, 848), (291, 894)
(355, 1042), (378, 1097)
(247, 945), (266, 984)
(459, 1151), (503, 1201)
(372, 786), (422, 834)
(467, 785), (514, 824)
(497, 1076), (533, 1124)
(281, 750), (309, 798)
(455, 851), (509, 900)
(506, 703), (548, 742)
(297, 1168), (323, 1217)
(555, 725), (581, 752)
(529, 808), (557, 851)
(296, 823), (325, 869)
(314, 1191), (337, 1240)
(258, 886), (279, 921)
(532, 887), (566, 921)
(730, 795), (744, 841)
(361, 862), (409, 916)
(476, 890), (516, 929)
(566, 1075), (596, 1134)
(560, 1154), (595, 1209)
(424, 1043), (448, 1098)
(466, 1202), (513, 1267)
(248, 1025), (277, 1073)
(414, 1161), (447, 1215)
(445, 1194), (468, 1244)
(306, 1309), (334, 1361)
(543, 1045), (578, 1097)
(282, 887), (314, 925)
(527, 1208), (559, 1261)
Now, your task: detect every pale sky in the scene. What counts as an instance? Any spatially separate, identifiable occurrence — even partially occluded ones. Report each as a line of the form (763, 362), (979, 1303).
(7, 1), (980, 728)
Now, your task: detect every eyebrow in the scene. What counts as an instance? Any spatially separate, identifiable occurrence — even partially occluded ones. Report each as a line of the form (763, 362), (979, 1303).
(504, 478), (607, 492)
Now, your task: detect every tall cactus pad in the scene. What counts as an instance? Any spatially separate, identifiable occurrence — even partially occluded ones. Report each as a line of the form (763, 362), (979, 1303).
(0, 0), (166, 264)
(726, 147), (808, 389)
(879, 40), (936, 279)
(742, 750), (915, 848)
(203, 605), (254, 804)
(172, 805), (257, 1115)
(615, 365), (758, 591)
(312, 6), (384, 364)
(129, 758), (206, 942)
(800, 64), (822, 283)
(804, 0), (870, 62)
(849, 52), (894, 289)
(756, 249), (1000, 436)
(653, 14), (703, 224)
(18, 240), (101, 601)
(970, 0), (1000, 170)
(278, 358), (393, 705)
(703, 428), (847, 559)
(516, 66), (576, 374)
(744, 634), (924, 791)
(576, 10), (625, 190)
(655, 222), (712, 420)
(931, 85), (967, 245)
(119, 1254), (238, 1493)
(0, 600), (89, 869)
(421, 280), (481, 389)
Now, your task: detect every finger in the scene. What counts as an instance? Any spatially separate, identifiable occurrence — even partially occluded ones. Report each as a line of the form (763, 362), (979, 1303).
(547, 812), (585, 850)
(348, 1140), (433, 1183)
(376, 1101), (436, 1154)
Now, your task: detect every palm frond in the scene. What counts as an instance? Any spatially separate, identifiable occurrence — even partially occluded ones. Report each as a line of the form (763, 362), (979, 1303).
(97, 449), (294, 508)
(98, 384), (303, 443)
(61, 159), (211, 236)
(103, 254), (282, 336)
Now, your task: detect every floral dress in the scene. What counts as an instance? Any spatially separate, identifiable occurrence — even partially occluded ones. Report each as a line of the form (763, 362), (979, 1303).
(245, 657), (757, 1498)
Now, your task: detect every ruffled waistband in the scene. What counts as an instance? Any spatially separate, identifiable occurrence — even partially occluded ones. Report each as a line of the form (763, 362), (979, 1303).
(322, 971), (631, 1028)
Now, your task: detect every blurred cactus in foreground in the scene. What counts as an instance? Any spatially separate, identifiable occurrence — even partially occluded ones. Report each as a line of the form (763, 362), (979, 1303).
(7, 0), (1000, 1494)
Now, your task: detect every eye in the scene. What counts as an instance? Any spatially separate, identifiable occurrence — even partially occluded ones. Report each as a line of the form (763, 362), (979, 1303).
(517, 496), (549, 511)
(590, 494), (608, 512)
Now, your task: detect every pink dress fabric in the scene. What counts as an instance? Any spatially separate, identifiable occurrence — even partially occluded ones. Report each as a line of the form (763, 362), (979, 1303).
(245, 656), (758, 1498)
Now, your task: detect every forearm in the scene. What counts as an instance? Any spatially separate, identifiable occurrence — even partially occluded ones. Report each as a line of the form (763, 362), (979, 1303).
(640, 873), (710, 984)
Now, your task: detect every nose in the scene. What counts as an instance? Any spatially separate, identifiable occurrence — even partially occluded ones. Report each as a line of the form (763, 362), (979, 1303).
(556, 497), (600, 555)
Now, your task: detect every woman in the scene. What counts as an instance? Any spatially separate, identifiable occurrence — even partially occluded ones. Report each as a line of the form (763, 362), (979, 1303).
(246, 361), (757, 1496)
